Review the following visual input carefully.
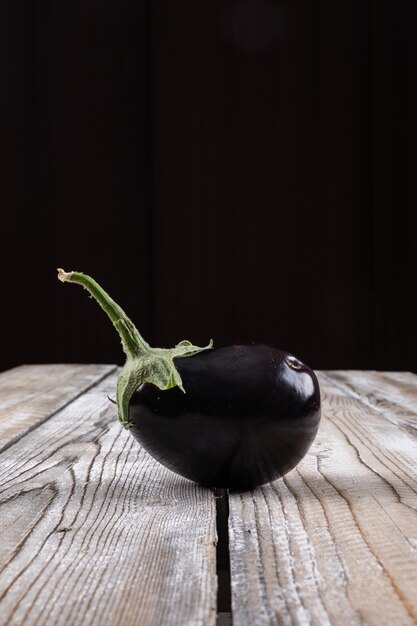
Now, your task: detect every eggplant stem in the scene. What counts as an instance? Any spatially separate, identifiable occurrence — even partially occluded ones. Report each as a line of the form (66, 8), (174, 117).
(57, 268), (213, 428)
(57, 268), (148, 358)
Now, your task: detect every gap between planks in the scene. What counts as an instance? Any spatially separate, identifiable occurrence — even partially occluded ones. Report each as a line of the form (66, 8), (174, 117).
(4, 366), (416, 624)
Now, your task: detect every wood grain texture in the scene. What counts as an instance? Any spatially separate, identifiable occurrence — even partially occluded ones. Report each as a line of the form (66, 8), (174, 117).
(322, 370), (417, 427)
(228, 371), (417, 626)
(0, 370), (217, 626)
(0, 364), (116, 452)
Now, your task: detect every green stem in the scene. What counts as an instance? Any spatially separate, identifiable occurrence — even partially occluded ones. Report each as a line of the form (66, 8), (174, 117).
(57, 268), (213, 428)
(57, 269), (149, 358)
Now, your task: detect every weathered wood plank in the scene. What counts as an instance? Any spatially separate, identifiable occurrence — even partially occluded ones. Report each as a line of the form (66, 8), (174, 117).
(228, 371), (417, 626)
(0, 364), (116, 451)
(322, 370), (417, 429)
(0, 371), (217, 626)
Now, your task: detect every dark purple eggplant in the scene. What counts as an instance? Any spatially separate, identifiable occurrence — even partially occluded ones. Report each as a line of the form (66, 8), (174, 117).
(130, 346), (320, 491)
(58, 269), (321, 491)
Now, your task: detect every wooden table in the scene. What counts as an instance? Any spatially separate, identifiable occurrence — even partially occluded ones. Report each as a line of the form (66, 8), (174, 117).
(0, 365), (416, 626)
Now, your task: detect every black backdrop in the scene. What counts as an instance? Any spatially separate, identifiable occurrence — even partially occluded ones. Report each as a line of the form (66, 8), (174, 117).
(1, 0), (416, 373)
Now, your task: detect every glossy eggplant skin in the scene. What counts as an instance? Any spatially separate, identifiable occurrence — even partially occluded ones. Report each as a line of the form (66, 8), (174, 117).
(129, 345), (321, 492)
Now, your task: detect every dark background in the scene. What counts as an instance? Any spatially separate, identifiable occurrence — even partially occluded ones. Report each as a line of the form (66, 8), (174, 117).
(1, 0), (416, 373)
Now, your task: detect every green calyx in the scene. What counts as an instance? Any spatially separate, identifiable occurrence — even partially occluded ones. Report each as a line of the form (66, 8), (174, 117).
(57, 269), (213, 428)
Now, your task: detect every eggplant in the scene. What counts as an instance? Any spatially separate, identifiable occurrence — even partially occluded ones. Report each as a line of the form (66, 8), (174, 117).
(58, 269), (321, 491)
